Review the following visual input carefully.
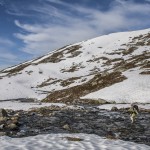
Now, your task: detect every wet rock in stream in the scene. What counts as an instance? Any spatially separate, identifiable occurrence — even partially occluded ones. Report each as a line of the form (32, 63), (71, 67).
(0, 106), (150, 146)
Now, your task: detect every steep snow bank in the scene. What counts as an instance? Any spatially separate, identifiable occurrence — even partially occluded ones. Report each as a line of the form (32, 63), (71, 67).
(81, 69), (150, 103)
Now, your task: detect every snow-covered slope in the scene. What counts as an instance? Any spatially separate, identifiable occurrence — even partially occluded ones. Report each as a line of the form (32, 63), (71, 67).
(81, 69), (150, 103)
(0, 28), (150, 103)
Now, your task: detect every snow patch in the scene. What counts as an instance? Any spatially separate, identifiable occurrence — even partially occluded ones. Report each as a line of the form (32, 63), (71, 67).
(0, 101), (66, 110)
(0, 133), (149, 150)
(81, 69), (150, 103)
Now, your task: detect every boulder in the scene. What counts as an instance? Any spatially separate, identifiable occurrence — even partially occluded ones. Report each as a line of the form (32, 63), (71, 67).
(0, 124), (5, 129)
(7, 123), (18, 130)
(0, 109), (8, 118)
(0, 117), (7, 122)
(63, 124), (70, 130)
(111, 106), (118, 111)
(11, 116), (19, 124)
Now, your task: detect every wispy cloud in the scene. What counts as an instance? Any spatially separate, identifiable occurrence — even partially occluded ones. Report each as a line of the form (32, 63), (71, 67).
(0, 52), (17, 60)
(0, 38), (17, 57)
(0, 38), (15, 46)
(145, 0), (150, 2)
(0, 53), (17, 69)
(11, 0), (150, 56)
(0, 38), (18, 69)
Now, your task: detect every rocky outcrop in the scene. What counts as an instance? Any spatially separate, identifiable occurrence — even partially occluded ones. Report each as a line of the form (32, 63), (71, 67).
(0, 109), (20, 136)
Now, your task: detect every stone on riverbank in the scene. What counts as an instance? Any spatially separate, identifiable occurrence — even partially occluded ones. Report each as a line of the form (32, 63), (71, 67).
(0, 109), (8, 118)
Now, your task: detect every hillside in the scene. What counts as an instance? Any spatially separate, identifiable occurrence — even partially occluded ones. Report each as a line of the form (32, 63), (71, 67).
(0, 28), (150, 104)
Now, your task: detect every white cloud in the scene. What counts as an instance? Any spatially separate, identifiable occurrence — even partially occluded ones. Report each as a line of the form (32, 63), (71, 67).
(0, 38), (18, 69)
(0, 52), (17, 60)
(14, 0), (150, 56)
(0, 38), (15, 47)
(0, 49), (18, 69)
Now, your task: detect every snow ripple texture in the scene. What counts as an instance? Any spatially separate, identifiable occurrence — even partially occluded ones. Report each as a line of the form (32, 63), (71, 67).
(0, 134), (150, 150)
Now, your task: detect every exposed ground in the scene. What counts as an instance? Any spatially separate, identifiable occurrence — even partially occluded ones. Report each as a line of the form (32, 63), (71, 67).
(1, 105), (150, 146)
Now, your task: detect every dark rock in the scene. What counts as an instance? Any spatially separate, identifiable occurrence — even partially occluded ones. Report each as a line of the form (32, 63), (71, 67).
(111, 106), (118, 111)
(0, 109), (8, 117)
(76, 123), (86, 130)
(49, 117), (60, 124)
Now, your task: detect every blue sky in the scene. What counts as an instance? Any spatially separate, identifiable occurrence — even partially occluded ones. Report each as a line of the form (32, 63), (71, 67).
(0, 0), (150, 69)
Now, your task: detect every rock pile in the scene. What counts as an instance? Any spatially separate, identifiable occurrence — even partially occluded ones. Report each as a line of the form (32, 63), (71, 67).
(0, 106), (150, 146)
(0, 109), (20, 136)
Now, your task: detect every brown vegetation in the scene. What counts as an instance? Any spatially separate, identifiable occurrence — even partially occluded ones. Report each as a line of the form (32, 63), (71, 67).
(43, 71), (126, 104)
(61, 62), (85, 73)
(60, 77), (81, 87)
(2, 63), (30, 75)
(122, 47), (137, 55)
(37, 78), (57, 88)
(140, 71), (150, 75)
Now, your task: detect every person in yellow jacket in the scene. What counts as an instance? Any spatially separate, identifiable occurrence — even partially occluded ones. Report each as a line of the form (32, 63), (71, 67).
(128, 104), (139, 123)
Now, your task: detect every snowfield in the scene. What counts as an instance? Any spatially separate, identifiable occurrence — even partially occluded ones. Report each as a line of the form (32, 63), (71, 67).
(0, 28), (149, 103)
(0, 101), (150, 111)
(0, 101), (66, 110)
(82, 69), (150, 103)
(98, 103), (150, 110)
(0, 133), (150, 150)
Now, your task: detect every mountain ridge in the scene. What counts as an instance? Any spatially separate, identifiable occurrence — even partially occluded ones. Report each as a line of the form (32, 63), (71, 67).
(0, 28), (150, 104)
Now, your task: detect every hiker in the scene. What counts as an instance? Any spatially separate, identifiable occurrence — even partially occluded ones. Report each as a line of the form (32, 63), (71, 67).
(128, 104), (139, 123)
